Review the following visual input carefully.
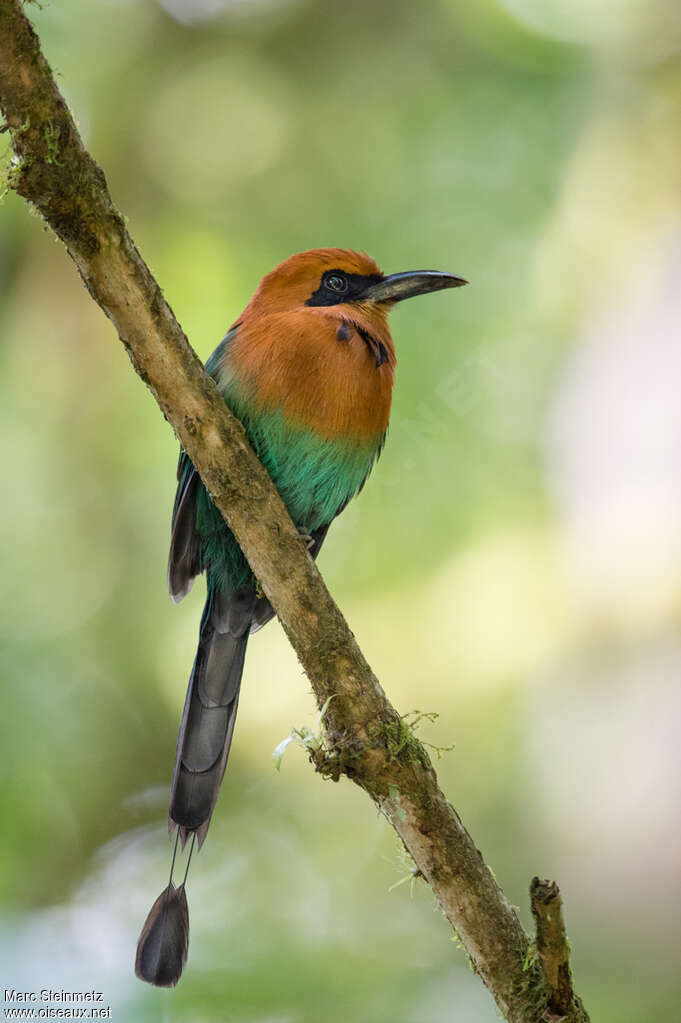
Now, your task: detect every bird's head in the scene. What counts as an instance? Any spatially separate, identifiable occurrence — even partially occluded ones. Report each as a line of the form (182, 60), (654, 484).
(229, 248), (466, 440)
(247, 247), (466, 319)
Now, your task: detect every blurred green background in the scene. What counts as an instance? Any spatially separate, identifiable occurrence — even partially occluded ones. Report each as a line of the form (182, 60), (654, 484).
(2, 0), (681, 1020)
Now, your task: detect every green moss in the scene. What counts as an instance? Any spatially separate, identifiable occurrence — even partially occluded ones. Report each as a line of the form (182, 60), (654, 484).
(44, 122), (62, 165)
(510, 941), (550, 1023)
(376, 710), (453, 769)
(381, 717), (424, 765)
(522, 940), (539, 972)
(387, 842), (423, 894)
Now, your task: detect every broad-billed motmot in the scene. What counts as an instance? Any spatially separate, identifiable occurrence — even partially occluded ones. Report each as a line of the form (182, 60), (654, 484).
(135, 249), (466, 986)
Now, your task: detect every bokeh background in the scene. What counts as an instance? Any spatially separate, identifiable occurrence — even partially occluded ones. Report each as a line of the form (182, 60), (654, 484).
(2, 0), (681, 1020)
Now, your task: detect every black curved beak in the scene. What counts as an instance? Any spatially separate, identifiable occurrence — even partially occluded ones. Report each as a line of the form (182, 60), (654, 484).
(360, 270), (467, 304)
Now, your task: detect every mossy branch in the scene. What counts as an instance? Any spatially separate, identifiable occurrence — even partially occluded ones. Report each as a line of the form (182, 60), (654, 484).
(0, 2), (590, 1020)
(530, 878), (586, 1021)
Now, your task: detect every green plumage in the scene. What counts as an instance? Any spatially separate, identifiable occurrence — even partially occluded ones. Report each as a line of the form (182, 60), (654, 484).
(176, 331), (384, 594)
(162, 326), (385, 858)
(139, 250), (464, 989)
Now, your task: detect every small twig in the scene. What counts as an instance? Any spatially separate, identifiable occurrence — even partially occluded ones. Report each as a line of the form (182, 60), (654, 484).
(530, 877), (584, 1022)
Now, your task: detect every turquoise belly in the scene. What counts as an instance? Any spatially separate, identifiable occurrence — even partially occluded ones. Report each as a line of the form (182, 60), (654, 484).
(196, 389), (382, 592)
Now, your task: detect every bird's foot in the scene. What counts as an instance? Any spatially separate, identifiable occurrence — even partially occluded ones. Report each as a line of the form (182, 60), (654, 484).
(297, 528), (315, 550)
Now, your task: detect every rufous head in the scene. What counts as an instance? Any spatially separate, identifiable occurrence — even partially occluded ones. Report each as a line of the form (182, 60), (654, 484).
(229, 248), (466, 441)
(245, 248), (466, 319)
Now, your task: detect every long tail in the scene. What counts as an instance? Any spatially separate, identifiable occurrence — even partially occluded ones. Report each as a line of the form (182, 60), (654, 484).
(135, 584), (255, 987)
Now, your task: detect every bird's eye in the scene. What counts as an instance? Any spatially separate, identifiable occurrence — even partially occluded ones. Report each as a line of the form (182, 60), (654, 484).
(325, 273), (348, 293)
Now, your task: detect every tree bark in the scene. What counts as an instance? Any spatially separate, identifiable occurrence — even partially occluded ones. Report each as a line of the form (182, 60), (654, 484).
(0, 3), (589, 1020)
(530, 878), (587, 1021)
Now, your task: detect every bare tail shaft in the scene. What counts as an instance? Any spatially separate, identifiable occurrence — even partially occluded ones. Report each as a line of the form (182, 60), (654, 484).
(135, 586), (254, 987)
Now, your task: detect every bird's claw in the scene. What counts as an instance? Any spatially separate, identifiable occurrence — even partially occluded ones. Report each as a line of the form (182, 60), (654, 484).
(298, 529), (315, 550)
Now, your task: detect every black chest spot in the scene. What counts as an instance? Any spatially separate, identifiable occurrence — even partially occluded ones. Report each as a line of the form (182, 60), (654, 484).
(335, 320), (388, 367)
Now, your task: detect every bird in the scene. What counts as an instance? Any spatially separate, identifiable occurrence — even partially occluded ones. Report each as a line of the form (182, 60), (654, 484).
(135, 248), (466, 987)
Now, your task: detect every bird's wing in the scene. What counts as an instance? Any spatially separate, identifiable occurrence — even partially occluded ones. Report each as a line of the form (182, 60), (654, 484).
(167, 451), (201, 602)
(167, 330), (238, 603)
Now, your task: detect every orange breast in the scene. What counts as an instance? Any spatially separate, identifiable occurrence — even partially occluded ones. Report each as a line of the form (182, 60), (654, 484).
(227, 308), (396, 442)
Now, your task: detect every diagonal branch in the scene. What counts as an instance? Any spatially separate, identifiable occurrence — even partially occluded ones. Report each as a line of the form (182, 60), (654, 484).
(0, 3), (589, 1020)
